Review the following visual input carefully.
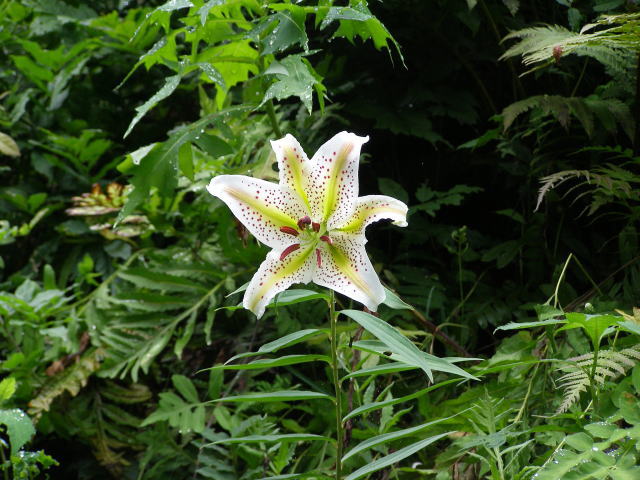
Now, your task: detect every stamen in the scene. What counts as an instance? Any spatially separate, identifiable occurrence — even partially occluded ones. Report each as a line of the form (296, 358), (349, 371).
(320, 235), (333, 245)
(297, 216), (311, 229)
(279, 226), (299, 236)
(315, 248), (322, 267)
(312, 222), (320, 232)
(280, 243), (300, 261)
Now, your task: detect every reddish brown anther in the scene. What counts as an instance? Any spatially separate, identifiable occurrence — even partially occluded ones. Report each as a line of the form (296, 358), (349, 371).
(279, 243), (300, 260)
(280, 226), (299, 236)
(312, 222), (320, 232)
(315, 248), (322, 267)
(297, 216), (312, 229)
(320, 235), (333, 245)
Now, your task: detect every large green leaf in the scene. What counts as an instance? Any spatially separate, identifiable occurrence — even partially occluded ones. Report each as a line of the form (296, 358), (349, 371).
(117, 106), (248, 221)
(0, 409), (36, 455)
(340, 310), (477, 381)
(261, 8), (308, 55)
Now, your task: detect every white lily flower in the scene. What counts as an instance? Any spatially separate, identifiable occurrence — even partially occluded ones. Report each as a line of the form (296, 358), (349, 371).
(207, 131), (408, 318)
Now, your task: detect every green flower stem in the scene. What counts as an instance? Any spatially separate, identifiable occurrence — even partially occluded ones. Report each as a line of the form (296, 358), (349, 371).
(329, 290), (343, 480)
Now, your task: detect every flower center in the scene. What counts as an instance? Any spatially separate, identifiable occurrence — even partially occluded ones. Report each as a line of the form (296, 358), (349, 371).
(278, 216), (332, 264)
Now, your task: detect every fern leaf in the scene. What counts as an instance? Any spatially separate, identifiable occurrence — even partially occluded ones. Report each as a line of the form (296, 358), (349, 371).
(556, 344), (640, 413)
(28, 348), (103, 419)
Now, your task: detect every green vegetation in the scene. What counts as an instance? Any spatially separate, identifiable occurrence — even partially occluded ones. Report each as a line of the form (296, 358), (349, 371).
(2, 0), (640, 478)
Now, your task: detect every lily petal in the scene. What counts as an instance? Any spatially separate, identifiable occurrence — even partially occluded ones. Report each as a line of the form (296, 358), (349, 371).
(208, 175), (309, 249)
(331, 195), (408, 234)
(307, 132), (368, 226)
(244, 245), (315, 318)
(271, 134), (311, 208)
(313, 233), (384, 312)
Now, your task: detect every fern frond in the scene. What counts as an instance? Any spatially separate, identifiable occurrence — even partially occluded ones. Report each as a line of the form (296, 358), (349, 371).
(28, 348), (103, 419)
(502, 14), (640, 78)
(556, 344), (640, 413)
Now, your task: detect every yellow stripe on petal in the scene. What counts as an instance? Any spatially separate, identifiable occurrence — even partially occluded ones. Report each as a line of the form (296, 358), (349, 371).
(207, 175), (310, 250)
(244, 245), (315, 318)
(271, 134), (311, 209)
(313, 234), (384, 312)
(307, 132), (368, 226)
(331, 195), (408, 235)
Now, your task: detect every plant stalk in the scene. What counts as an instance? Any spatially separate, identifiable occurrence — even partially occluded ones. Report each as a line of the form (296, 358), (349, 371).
(0, 442), (9, 480)
(329, 290), (343, 480)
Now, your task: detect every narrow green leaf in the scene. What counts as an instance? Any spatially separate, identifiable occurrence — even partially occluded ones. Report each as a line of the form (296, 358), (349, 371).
(211, 433), (331, 445)
(118, 268), (207, 292)
(342, 361), (417, 380)
(341, 310), (477, 381)
(495, 318), (565, 331)
(382, 287), (414, 310)
(270, 289), (330, 307)
(343, 378), (460, 422)
(210, 390), (332, 403)
(343, 418), (452, 462)
(211, 354), (330, 371)
(226, 328), (325, 363)
(344, 433), (449, 480)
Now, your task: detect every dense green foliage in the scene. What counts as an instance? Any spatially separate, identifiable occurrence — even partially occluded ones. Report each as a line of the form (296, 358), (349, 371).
(2, 0), (640, 478)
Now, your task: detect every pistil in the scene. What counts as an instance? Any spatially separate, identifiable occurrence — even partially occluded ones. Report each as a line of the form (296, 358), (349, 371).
(297, 216), (312, 229)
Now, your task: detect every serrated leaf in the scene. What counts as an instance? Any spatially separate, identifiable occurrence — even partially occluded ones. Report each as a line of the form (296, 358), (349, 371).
(262, 9), (308, 55)
(124, 74), (181, 138)
(344, 433), (449, 480)
(262, 55), (324, 114)
(0, 409), (35, 455)
(319, 4), (402, 61)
